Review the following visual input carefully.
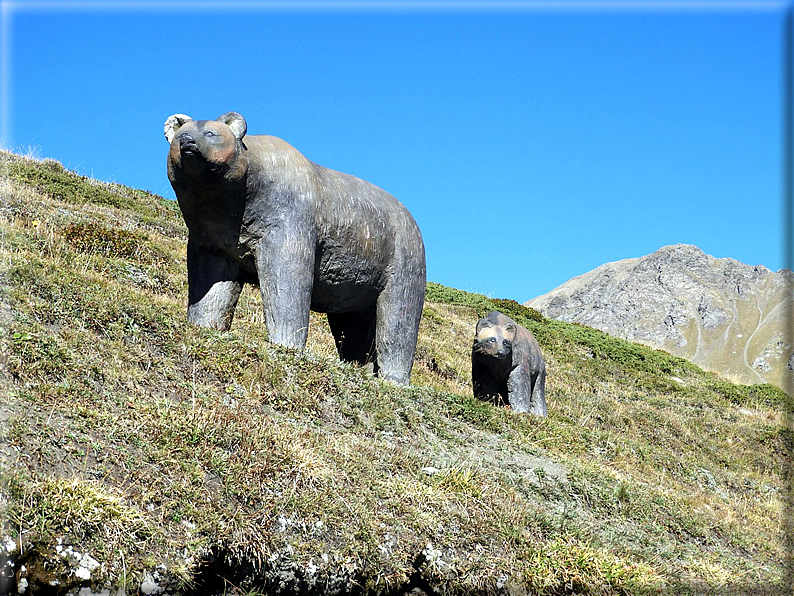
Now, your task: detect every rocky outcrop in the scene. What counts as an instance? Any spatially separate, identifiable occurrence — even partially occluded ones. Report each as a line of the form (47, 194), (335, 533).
(526, 244), (793, 391)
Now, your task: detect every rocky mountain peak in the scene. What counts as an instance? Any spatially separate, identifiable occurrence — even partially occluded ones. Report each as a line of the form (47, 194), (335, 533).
(527, 245), (792, 391)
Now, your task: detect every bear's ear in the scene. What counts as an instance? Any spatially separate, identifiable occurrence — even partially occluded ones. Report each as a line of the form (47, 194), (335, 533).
(164, 114), (192, 143)
(217, 112), (247, 140)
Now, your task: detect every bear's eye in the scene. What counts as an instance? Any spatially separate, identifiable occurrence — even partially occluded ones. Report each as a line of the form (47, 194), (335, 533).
(503, 340), (509, 346)
(203, 130), (217, 137)
(488, 337), (496, 343)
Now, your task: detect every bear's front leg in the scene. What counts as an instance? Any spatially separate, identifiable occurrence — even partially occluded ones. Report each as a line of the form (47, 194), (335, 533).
(186, 239), (243, 330)
(255, 226), (315, 349)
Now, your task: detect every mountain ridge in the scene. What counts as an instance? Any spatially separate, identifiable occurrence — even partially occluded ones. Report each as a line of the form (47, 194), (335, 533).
(526, 244), (793, 391)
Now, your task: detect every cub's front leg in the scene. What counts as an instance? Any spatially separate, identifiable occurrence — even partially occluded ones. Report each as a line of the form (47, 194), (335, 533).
(529, 366), (547, 417)
(472, 360), (503, 402)
(506, 366), (533, 414)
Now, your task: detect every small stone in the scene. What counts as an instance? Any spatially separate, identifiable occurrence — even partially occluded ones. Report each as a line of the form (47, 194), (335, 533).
(140, 576), (161, 595)
(74, 566), (92, 581)
(181, 519), (196, 531)
(80, 554), (100, 571)
(3, 537), (15, 553)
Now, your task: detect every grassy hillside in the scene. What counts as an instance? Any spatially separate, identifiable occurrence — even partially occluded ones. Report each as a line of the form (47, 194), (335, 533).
(0, 150), (791, 595)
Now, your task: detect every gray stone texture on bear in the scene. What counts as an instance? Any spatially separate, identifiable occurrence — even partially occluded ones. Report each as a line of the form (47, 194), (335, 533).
(165, 112), (426, 386)
(471, 311), (547, 416)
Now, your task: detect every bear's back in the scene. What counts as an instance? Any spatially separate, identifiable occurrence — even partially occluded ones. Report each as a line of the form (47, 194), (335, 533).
(245, 134), (422, 246)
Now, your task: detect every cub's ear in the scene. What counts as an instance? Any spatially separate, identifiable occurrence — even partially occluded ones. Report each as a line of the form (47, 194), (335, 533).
(164, 114), (192, 143)
(476, 318), (493, 334)
(217, 112), (247, 140)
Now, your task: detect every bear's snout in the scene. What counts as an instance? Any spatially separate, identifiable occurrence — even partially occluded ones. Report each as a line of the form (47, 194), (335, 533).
(178, 132), (199, 153)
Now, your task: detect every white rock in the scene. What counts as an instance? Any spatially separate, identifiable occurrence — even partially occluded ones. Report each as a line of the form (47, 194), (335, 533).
(181, 520), (196, 531)
(77, 589), (111, 596)
(3, 537), (16, 553)
(753, 356), (771, 372)
(140, 577), (161, 595)
(74, 566), (92, 581)
(80, 553), (100, 571)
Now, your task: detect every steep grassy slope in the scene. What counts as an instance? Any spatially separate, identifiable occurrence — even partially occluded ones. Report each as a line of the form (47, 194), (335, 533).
(0, 151), (792, 595)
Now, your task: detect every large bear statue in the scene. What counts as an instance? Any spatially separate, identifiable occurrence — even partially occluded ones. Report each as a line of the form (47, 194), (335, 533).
(165, 112), (426, 385)
(471, 311), (547, 416)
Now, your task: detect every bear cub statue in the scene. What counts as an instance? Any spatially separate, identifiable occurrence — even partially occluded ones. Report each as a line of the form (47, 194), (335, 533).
(471, 311), (547, 416)
(164, 111), (426, 386)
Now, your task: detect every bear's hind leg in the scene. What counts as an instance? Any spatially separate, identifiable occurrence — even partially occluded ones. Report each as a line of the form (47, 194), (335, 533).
(374, 276), (424, 386)
(327, 309), (377, 368)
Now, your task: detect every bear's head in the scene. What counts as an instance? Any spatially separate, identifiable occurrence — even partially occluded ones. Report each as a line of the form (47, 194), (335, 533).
(473, 312), (516, 362)
(165, 112), (248, 183)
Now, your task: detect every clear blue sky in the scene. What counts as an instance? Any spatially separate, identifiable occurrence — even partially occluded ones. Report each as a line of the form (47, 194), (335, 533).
(2, 1), (790, 303)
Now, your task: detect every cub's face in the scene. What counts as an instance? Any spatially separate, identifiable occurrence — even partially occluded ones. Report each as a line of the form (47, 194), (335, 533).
(473, 323), (515, 361)
(165, 112), (247, 180)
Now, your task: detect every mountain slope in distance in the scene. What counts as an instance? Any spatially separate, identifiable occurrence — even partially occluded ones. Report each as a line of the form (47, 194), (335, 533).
(526, 244), (793, 391)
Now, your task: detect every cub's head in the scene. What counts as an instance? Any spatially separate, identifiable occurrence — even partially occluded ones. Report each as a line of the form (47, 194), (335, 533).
(164, 112), (247, 181)
(473, 312), (516, 361)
